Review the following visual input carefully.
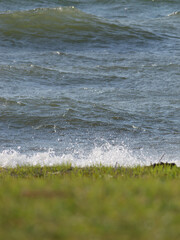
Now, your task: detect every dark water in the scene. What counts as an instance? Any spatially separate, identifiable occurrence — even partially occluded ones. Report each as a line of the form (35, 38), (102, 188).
(0, 0), (179, 167)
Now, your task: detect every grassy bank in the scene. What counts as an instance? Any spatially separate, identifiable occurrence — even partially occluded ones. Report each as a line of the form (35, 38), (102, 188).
(0, 165), (179, 240)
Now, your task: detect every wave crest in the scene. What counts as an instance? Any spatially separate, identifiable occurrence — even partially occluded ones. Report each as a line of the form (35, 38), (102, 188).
(0, 7), (160, 48)
(168, 11), (180, 17)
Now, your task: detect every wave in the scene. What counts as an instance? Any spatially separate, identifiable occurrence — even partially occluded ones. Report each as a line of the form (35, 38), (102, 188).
(1, 143), (177, 168)
(0, 7), (161, 49)
(168, 11), (180, 17)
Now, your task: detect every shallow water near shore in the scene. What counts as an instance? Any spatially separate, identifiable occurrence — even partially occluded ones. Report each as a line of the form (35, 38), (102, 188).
(0, 0), (180, 167)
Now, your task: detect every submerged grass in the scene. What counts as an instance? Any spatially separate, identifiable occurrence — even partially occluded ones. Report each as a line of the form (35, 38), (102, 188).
(0, 165), (179, 240)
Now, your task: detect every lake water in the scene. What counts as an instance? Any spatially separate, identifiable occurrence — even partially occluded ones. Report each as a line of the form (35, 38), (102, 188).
(0, 0), (180, 167)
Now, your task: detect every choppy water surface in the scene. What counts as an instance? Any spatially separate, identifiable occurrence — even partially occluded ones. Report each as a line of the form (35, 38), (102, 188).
(0, 0), (179, 167)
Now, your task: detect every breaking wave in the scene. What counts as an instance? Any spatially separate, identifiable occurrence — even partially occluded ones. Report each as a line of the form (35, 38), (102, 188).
(0, 143), (179, 168)
(168, 11), (180, 17)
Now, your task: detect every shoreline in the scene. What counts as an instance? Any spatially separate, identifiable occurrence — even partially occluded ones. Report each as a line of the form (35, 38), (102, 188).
(0, 163), (179, 179)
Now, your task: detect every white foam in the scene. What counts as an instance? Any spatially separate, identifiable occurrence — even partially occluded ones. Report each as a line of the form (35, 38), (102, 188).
(0, 144), (179, 168)
(167, 11), (180, 17)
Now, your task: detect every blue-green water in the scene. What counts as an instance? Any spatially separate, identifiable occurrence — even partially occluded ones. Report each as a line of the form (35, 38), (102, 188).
(0, 0), (179, 167)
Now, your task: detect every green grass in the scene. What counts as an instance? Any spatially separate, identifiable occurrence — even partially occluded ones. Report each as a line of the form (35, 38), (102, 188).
(0, 165), (179, 240)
